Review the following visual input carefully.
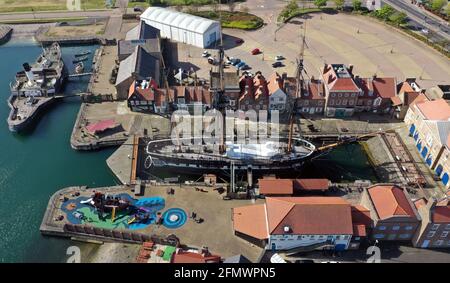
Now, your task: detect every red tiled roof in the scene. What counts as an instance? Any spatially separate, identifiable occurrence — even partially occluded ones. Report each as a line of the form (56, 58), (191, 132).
(367, 185), (418, 220)
(413, 198), (428, 210)
(259, 179), (293, 195)
(267, 72), (283, 96)
(233, 204), (268, 240)
(172, 251), (221, 263)
(294, 179), (329, 191)
(266, 197), (353, 235)
(304, 80), (325, 100)
(372, 77), (396, 99)
(351, 205), (373, 227)
(391, 96), (402, 106)
(415, 99), (450, 120)
(433, 206), (450, 223)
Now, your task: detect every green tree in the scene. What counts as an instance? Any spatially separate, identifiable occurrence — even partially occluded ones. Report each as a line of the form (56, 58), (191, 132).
(352, 0), (362, 11)
(376, 4), (395, 20)
(389, 12), (407, 26)
(286, 0), (299, 11)
(446, 3), (450, 16)
(334, 0), (345, 10)
(431, 0), (446, 12)
(314, 0), (327, 8)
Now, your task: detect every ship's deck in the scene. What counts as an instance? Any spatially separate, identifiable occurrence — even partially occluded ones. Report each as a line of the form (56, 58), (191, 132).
(8, 96), (53, 126)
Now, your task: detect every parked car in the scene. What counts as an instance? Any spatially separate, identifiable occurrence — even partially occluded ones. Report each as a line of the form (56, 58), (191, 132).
(235, 38), (244, 44)
(275, 55), (284, 61)
(251, 48), (261, 55)
(236, 61), (246, 68)
(207, 56), (216, 65)
(133, 6), (144, 12)
(272, 61), (283, 68)
(202, 50), (210, 57)
(421, 28), (429, 34)
(239, 64), (250, 70)
(230, 58), (241, 66)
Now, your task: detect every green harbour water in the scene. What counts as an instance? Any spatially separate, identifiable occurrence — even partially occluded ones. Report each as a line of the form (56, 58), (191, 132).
(0, 40), (378, 263)
(0, 40), (117, 262)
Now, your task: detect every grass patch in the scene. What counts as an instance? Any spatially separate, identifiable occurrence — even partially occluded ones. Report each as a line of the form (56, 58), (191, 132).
(190, 10), (263, 30)
(278, 7), (329, 23)
(0, 0), (114, 13)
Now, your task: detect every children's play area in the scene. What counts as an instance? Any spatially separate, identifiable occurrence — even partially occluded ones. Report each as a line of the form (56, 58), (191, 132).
(60, 192), (187, 230)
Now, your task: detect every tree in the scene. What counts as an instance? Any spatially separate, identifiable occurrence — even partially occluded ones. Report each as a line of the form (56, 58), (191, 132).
(376, 4), (395, 20)
(286, 0), (299, 12)
(314, 0), (327, 8)
(352, 0), (362, 11)
(389, 12), (407, 26)
(431, 0), (446, 12)
(334, 0), (345, 10)
(446, 3), (450, 16)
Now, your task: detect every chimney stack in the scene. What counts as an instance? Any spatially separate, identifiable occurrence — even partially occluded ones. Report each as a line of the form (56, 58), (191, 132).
(348, 64), (354, 75)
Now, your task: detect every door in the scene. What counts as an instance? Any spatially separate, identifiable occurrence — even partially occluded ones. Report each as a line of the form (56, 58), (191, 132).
(421, 147), (428, 158)
(436, 164), (443, 176)
(421, 240), (430, 248)
(426, 156), (432, 166)
(442, 173), (449, 185)
(409, 124), (415, 136)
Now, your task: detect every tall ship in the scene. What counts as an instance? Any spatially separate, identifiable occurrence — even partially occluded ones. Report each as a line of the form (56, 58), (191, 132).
(143, 20), (317, 173)
(144, 136), (316, 172)
(7, 42), (66, 132)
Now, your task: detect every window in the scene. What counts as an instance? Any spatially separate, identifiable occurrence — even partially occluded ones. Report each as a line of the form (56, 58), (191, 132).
(331, 93), (336, 97)
(304, 100), (309, 106)
(279, 98), (283, 102)
(351, 93), (356, 97)
(432, 224), (440, 230)
(318, 101), (324, 106)
(338, 93), (343, 98)
(446, 224), (450, 230)
(343, 235), (350, 240)
(378, 226), (387, 231)
(427, 231), (436, 238)
(342, 99), (348, 106)
(344, 93), (349, 98)
(374, 234), (385, 239)
(405, 226), (413, 231)
(392, 226), (400, 231)
(329, 100), (334, 106)
(349, 100), (354, 106)
(434, 240), (444, 246)
(399, 234), (411, 239)
(441, 231), (449, 238)
(387, 234), (396, 240)
(336, 100), (341, 106)
(230, 100), (235, 106)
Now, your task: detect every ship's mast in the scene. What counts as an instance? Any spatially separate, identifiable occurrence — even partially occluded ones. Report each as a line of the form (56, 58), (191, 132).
(216, 7), (226, 154)
(288, 19), (307, 153)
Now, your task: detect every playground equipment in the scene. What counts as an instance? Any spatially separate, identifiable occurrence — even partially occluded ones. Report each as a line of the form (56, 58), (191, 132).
(128, 207), (152, 225)
(88, 192), (131, 221)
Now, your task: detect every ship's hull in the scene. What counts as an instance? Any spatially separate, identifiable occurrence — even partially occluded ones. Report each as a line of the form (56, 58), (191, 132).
(7, 96), (55, 133)
(143, 137), (317, 173)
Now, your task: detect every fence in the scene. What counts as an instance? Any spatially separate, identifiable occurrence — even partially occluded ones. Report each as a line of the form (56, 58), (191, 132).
(64, 223), (180, 246)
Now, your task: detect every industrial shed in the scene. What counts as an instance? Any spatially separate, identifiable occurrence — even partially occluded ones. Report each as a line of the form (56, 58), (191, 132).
(140, 7), (221, 48)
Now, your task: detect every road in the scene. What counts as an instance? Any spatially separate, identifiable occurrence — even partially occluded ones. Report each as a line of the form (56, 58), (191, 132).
(382, 0), (450, 41)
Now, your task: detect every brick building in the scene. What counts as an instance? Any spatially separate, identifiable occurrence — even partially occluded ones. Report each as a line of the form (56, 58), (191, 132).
(413, 197), (450, 248)
(360, 184), (421, 241)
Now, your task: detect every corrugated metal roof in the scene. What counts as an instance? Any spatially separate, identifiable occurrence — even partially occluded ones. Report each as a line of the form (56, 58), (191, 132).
(140, 7), (219, 34)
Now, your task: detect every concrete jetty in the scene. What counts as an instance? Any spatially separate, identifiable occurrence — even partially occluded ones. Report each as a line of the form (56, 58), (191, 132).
(0, 25), (12, 45)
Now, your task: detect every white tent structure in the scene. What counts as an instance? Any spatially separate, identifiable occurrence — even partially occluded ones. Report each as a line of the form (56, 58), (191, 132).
(140, 7), (221, 48)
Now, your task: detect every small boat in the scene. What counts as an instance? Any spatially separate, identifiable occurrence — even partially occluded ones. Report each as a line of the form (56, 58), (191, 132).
(75, 62), (84, 74)
(73, 56), (88, 63)
(75, 50), (91, 57)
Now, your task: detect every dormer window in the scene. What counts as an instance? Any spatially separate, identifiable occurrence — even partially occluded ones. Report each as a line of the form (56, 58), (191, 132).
(283, 225), (291, 233)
